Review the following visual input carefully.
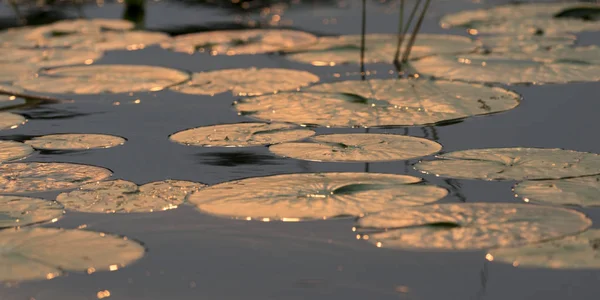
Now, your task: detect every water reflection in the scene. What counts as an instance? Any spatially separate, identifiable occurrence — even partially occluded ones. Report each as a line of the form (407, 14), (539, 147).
(19, 107), (96, 120)
(195, 150), (281, 167)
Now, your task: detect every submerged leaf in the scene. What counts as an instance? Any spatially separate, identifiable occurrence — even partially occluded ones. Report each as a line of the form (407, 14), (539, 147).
(0, 195), (63, 228)
(0, 227), (144, 281)
(170, 123), (315, 147)
(25, 134), (126, 150)
(0, 113), (26, 130)
(0, 141), (34, 163)
(189, 172), (447, 221)
(415, 148), (600, 181)
(269, 133), (441, 162)
(515, 175), (600, 207)
(357, 203), (591, 250)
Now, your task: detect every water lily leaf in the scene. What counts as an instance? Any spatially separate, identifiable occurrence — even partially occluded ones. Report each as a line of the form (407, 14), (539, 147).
(0, 63), (39, 83)
(0, 227), (144, 281)
(0, 48), (102, 68)
(170, 68), (319, 96)
(0, 195), (63, 228)
(0, 113), (26, 130)
(25, 134), (126, 150)
(23, 19), (134, 48)
(490, 229), (600, 269)
(77, 31), (172, 51)
(235, 79), (520, 127)
(0, 94), (26, 109)
(415, 148), (600, 181)
(56, 179), (206, 213)
(15, 65), (190, 94)
(163, 29), (317, 55)
(286, 34), (477, 65)
(269, 133), (441, 162)
(0, 141), (34, 162)
(170, 123), (315, 147)
(189, 172), (448, 221)
(478, 34), (576, 53)
(357, 203), (591, 250)
(0, 162), (112, 194)
(514, 175), (600, 207)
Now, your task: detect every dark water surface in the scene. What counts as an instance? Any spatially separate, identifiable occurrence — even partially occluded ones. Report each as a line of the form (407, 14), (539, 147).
(1, 0), (600, 299)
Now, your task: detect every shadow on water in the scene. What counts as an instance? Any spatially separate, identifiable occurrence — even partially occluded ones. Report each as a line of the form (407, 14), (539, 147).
(195, 150), (282, 167)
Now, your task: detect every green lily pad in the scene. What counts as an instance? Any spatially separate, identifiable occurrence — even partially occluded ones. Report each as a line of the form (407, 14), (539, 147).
(0, 113), (26, 130)
(357, 203), (591, 250)
(164, 29), (317, 55)
(514, 175), (600, 207)
(0, 162), (112, 194)
(15, 65), (190, 94)
(235, 79), (520, 127)
(490, 229), (600, 269)
(285, 34), (477, 65)
(415, 148), (600, 181)
(170, 68), (319, 96)
(170, 122), (316, 147)
(56, 179), (206, 213)
(25, 134), (126, 151)
(269, 133), (441, 162)
(478, 34), (576, 53)
(0, 48), (102, 68)
(189, 172), (448, 221)
(0, 141), (34, 163)
(0, 195), (63, 228)
(0, 227), (144, 281)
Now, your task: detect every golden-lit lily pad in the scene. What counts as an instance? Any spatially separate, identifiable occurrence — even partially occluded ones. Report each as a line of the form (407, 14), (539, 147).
(0, 63), (39, 83)
(415, 148), (600, 181)
(235, 79), (520, 127)
(189, 173), (448, 221)
(170, 123), (315, 147)
(0, 195), (63, 228)
(0, 162), (112, 194)
(15, 65), (190, 94)
(164, 29), (317, 55)
(56, 179), (206, 213)
(25, 134), (126, 151)
(479, 34), (576, 53)
(0, 113), (26, 130)
(490, 229), (600, 269)
(286, 34), (477, 65)
(0, 227), (144, 281)
(170, 68), (319, 96)
(269, 133), (441, 162)
(514, 175), (600, 207)
(79, 31), (172, 51)
(0, 94), (26, 109)
(0, 141), (34, 163)
(357, 203), (591, 250)
(0, 48), (102, 68)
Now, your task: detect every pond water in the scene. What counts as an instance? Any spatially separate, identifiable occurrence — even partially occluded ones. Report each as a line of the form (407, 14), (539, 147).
(1, 0), (600, 299)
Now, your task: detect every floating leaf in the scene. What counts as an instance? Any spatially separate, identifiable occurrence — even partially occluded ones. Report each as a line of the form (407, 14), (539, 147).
(170, 68), (319, 96)
(478, 34), (576, 53)
(189, 172), (448, 221)
(357, 203), (591, 250)
(0, 195), (63, 228)
(0, 162), (112, 194)
(170, 123), (315, 147)
(0, 94), (26, 109)
(25, 134), (126, 150)
(56, 179), (206, 213)
(0, 227), (144, 281)
(514, 175), (600, 207)
(286, 34), (477, 65)
(0, 113), (26, 130)
(0, 48), (102, 68)
(15, 65), (190, 94)
(269, 133), (441, 162)
(0, 141), (33, 163)
(163, 29), (317, 55)
(77, 31), (172, 51)
(415, 148), (600, 181)
(235, 79), (520, 127)
(490, 229), (600, 269)
(0, 63), (39, 83)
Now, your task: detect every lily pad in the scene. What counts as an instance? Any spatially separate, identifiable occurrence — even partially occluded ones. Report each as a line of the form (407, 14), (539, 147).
(25, 134), (126, 151)
(269, 133), (441, 162)
(0, 113), (26, 130)
(0, 162), (112, 194)
(77, 31), (172, 51)
(0, 227), (144, 281)
(170, 123), (316, 147)
(0, 94), (26, 109)
(0, 195), (63, 228)
(286, 34), (477, 65)
(23, 19), (134, 48)
(164, 29), (318, 55)
(0, 141), (34, 163)
(56, 179), (206, 213)
(235, 79), (520, 127)
(514, 175), (600, 207)
(415, 148), (600, 181)
(357, 203), (591, 250)
(14, 65), (190, 94)
(490, 229), (600, 269)
(170, 68), (319, 96)
(189, 172), (448, 221)
(0, 48), (102, 68)
(478, 34), (576, 53)
(0, 63), (39, 83)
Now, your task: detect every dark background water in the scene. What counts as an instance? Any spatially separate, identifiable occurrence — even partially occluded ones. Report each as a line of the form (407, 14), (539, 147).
(1, 0), (600, 299)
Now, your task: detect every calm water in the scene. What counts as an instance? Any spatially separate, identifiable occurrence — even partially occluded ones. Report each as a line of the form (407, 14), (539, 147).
(1, 0), (600, 299)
